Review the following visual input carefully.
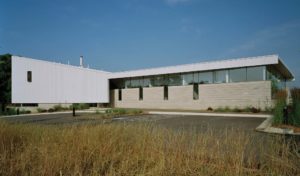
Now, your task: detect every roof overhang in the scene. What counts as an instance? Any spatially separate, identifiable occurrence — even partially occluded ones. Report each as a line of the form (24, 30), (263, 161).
(109, 55), (294, 80)
(273, 57), (294, 81)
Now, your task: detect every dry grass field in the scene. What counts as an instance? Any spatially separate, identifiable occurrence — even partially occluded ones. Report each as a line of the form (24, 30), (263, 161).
(0, 120), (299, 175)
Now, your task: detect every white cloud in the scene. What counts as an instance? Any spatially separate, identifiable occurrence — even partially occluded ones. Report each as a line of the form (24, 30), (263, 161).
(226, 21), (300, 55)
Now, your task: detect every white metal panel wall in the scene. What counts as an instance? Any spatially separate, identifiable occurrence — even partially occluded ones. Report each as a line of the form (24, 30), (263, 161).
(12, 56), (109, 103)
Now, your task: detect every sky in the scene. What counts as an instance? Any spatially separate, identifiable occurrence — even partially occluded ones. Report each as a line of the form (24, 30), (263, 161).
(1, 0), (300, 86)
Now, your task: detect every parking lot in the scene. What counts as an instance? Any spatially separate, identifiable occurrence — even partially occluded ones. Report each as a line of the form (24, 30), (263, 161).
(1, 112), (265, 134)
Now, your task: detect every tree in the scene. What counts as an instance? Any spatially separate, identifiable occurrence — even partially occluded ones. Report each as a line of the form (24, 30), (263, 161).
(0, 54), (12, 112)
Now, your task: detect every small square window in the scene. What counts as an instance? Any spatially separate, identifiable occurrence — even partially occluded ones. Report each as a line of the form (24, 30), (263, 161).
(27, 71), (32, 82)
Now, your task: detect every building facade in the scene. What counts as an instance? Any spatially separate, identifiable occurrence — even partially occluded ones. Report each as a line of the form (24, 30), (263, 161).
(11, 54), (294, 110)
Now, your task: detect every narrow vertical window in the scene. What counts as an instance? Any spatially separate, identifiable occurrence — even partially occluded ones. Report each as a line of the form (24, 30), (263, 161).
(139, 87), (143, 100)
(118, 89), (122, 101)
(27, 71), (32, 82)
(164, 85), (168, 100)
(193, 83), (199, 100)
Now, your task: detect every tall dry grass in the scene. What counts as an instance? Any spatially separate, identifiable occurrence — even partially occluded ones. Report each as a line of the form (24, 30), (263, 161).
(0, 121), (299, 175)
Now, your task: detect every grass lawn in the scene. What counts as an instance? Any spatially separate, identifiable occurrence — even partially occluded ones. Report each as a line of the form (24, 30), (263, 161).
(0, 120), (299, 175)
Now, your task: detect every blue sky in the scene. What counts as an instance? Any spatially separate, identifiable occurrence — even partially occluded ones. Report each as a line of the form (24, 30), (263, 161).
(1, 0), (300, 86)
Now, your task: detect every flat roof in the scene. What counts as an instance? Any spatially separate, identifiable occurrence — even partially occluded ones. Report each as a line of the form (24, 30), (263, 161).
(12, 55), (110, 74)
(109, 54), (294, 81)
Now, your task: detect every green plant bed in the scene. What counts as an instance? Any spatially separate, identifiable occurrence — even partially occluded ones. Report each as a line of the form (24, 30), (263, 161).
(213, 106), (262, 113)
(0, 108), (31, 116)
(69, 103), (90, 110)
(105, 108), (143, 116)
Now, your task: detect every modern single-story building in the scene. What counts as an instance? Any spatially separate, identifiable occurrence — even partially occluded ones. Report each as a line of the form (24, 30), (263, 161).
(11, 54), (294, 110)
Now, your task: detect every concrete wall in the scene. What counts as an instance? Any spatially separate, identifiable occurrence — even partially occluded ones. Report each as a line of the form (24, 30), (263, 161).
(112, 81), (272, 110)
(12, 56), (109, 104)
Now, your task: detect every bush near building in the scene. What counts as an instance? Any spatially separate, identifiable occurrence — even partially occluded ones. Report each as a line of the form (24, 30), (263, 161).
(290, 88), (300, 126)
(0, 54), (12, 114)
(273, 88), (300, 127)
(272, 90), (287, 125)
(69, 103), (90, 110)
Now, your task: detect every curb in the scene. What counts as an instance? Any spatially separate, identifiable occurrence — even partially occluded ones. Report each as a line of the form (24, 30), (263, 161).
(148, 111), (271, 118)
(255, 116), (300, 136)
(0, 110), (105, 119)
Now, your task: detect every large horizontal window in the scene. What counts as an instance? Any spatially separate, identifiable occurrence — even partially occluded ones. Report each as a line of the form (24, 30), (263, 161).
(198, 72), (213, 84)
(247, 66), (265, 81)
(111, 66), (269, 89)
(229, 68), (246, 83)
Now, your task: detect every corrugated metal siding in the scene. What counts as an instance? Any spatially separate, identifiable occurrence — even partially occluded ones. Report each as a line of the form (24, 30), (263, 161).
(12, 56), (109, 103)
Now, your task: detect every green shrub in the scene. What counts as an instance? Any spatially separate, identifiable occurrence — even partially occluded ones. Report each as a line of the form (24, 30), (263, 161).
(291, 88), (300, 126)
(53, 105), (63, 111)
(215, 106), (231, 112)
(272, 90), (287, 125)
(0, 108), (31, 115)
(6, 108), (17, 115)
(250, 107), (261, 113)
(233, 107), (242, 113)
(207, 107), (213, 111)
(264, 106), (273, 113)
(48, 108), (55, 113)
(20, 109), (31, 114)
(37, 108), (47, 113)
(70, 103), (90, 110)
(273, 101), (285, 125)
(105, 108), (143, 116)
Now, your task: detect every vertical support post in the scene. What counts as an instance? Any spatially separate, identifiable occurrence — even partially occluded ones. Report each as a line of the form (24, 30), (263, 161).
(73, 107), (75, 117)
(283, 106), (288, 124)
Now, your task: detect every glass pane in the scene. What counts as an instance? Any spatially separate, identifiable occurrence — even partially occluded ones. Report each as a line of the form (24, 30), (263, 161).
(113, 79), (124, 89)
(125, 79), (131, 88)
(143, 77), (151, 87)
(168, 74), (182, 86)
(130, 78), (141, 88)
(193, 72), (199, 83)
(182, 73), (194, 85)
(247, 66), (264, 81)
(152, 75), (166, 87)
(214, 70), (227, 83)
(229, 68), (246, 82)
(198, 72), (213, 84)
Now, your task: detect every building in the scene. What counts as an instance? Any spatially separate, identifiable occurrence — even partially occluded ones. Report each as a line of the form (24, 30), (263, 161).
(11, 54), (294, 110)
